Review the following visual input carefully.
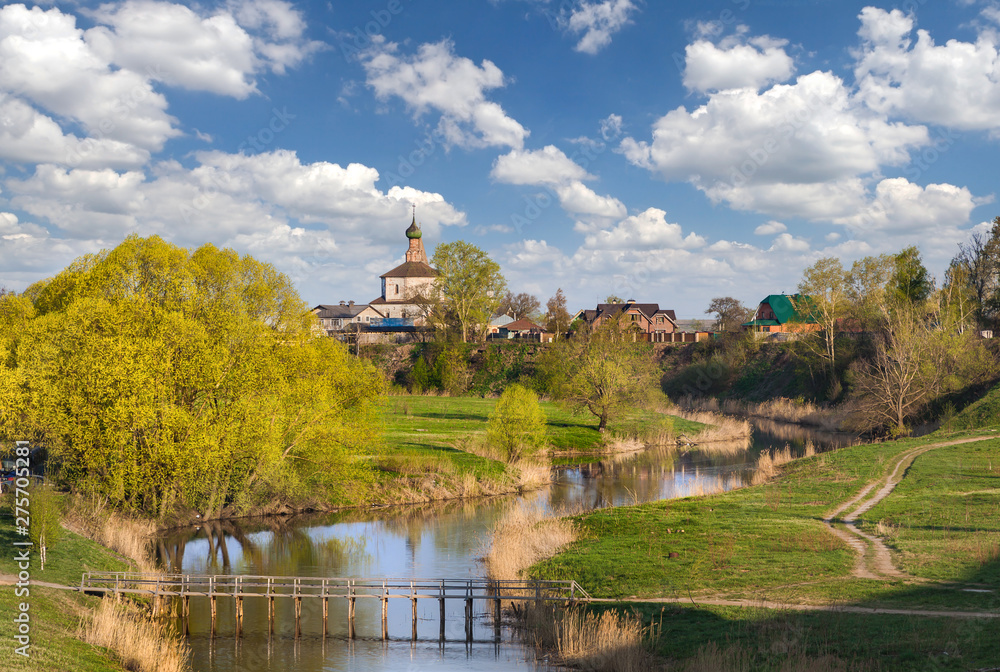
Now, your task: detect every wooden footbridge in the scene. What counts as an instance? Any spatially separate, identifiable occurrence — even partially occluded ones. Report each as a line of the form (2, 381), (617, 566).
(80, 572), (591, 641)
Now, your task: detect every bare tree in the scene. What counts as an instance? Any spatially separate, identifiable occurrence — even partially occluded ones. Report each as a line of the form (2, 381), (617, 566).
(545, 288), (571, 340)
(498, 291), (541, 321)
(705, 296), (751, 332)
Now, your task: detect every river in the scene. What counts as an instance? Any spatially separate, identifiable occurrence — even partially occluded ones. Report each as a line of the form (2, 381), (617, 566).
(156, 420), (854, 671)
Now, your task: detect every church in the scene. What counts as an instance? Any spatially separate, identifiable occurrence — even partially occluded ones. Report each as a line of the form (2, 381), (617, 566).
(368, 214), (439, 325)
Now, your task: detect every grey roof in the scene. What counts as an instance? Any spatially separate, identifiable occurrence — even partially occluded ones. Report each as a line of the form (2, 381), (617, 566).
(312, 304), (381, 319)
(380, 260), (439, 279)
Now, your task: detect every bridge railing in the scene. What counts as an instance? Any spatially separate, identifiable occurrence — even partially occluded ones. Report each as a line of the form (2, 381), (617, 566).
(80, 572), (591, 603)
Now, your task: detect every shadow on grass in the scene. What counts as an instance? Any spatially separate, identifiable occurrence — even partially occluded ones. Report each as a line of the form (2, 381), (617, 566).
(616, 555), (1000, 671)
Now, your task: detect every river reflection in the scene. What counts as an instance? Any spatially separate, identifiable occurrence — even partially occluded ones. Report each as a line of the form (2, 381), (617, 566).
(160, 420), (854, 671)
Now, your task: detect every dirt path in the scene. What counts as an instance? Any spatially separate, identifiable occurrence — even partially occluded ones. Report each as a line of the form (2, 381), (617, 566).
(0, 573), (79, 590)
(822, 436), (995, 580)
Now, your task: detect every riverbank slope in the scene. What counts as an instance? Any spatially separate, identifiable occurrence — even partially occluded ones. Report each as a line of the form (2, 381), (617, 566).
(530, 429), (1000, 670)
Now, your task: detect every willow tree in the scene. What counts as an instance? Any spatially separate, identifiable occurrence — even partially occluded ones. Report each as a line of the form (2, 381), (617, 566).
(2, 235), (385, 516)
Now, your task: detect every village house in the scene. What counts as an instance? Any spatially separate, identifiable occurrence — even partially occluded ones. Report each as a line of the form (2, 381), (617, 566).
(492, 318), (553, 342)
(574, 299), (679, 342)
(311, 302), (385, 335)
(742, 294), (820, 334)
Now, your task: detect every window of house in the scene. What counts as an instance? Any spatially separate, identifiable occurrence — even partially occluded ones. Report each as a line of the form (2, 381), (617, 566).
(395, 285), (399, 295)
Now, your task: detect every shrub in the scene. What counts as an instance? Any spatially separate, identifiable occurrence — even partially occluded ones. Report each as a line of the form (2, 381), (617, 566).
(487, 384), (548, 461)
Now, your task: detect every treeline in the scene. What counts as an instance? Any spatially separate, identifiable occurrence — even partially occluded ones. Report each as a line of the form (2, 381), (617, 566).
(667, 232), (1000, 436)
(0, 236), (385, 518)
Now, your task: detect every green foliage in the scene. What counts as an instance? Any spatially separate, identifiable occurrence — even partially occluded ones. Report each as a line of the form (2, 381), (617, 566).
(1, 235), (386, 517)
(431, 241), (507, 342)
(29, 486), (63, 564)
(469, 343), (535, 397)
(890, 245), (934, 305)
(487, 384), (548, 461)
(557, 317), (659, 431)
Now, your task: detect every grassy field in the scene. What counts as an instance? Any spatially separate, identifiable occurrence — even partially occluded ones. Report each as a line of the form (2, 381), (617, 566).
(0, 497), (133, 672)
(372, 395), (706, 504)
(384, 395), (705, 455)
(529, 430), (1000, 670)
(953, 381), (1000, 430)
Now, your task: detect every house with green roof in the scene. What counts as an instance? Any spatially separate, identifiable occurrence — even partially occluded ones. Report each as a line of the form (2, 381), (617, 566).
(742, 294), (819, 334)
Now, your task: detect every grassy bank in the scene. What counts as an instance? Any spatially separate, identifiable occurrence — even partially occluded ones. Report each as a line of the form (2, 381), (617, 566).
(374, 395), (706, 504)
(0, 496), (187, 672)
(528, 430), (1000, 670)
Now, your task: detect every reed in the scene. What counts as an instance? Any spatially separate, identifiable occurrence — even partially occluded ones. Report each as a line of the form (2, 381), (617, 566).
(673, 408), (752, 443)
(751, 445), (794, 485)
(681, 642), (858, 672)
(484, 505), (577, 584)
(82, 598), (190, 672)
(521, 604), (660, 672)
(63, 494), (157, 573)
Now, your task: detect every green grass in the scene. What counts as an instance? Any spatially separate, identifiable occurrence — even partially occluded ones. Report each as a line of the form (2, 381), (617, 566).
(953, 381), (1000, 429)
(627, 601), (1000, 671)
(530, 429), (1000, 669)
(533, 431), (1000, 606)
(0, 496), (134, 671)
(857, 438), (1000, 586)
(385, 394), (705, 455)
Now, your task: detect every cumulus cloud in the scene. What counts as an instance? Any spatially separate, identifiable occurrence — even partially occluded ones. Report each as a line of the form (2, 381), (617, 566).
(621, 67), (931, 220)
(491, 145), (625, 223)
(580, 208), (706, 251)
(855, 7), (1000, 132)
(362, 39), (528, 150)
(684, 35), (795, 92)
(87, 0), (323, 99)
(562, 0), (638, 55)
(754, 221), (787, 235)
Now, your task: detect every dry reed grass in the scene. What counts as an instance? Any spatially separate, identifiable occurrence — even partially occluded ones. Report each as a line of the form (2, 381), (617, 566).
(63, 494), (157, 573)
(82, 598), (190, 672)
(679, 396), (852, 433)
(484, 505), (578, 583)
(673, 408), (752, 443)
(751, 445), (795, 485)
(522, 604), (660, 672)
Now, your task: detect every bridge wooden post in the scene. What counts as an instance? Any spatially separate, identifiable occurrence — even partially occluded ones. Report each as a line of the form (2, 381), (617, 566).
(348, 582), (356, 640)
(439, 580), (446, 642)
(381, 580), (388, 641)
(294, 578), (302, 639)
(152, 577), (160, 618)
(208, 576), (215, 637)
(465, 581), (473, 643)
(493, 580), (501, 642)
(267, 576), (274, 636)
(235, 576), (243, 639)
(411, 580), (418, 641)
(321, 580), (328, 638)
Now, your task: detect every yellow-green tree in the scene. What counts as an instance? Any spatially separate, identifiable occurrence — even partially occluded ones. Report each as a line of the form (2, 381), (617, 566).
(431, 241), (506, 343)
(2, 235), (385, 516)
(487, 384), (547, 461)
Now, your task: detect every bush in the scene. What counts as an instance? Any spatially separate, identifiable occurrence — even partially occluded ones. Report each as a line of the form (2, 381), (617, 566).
(487, 384), (548, 461)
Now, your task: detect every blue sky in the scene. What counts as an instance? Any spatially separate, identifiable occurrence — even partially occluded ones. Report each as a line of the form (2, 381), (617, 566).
(1, 0), (998, 316)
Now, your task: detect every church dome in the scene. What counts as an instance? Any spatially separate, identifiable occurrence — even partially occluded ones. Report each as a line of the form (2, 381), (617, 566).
(406, 217), (422, 239)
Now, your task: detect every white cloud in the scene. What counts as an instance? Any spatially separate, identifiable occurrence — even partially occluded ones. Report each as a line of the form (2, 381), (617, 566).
(0, 95), (149, 169)
(855, 7), (1000, 132)
(754, 220), (787, 235)
(0, 4), (179, 152)
(581, 208), (706, 251)
(833, 177), (981, 234)
(684, 36), (795, 92)
(87, 0), (322, 99)
(769, 232), (810, 252)
(563, 0), (638, 55)
(491, 145), (625, 223)
(362, 39), (528, 150)
(621, 69), (929, 219)
(491, 145), (592, 185)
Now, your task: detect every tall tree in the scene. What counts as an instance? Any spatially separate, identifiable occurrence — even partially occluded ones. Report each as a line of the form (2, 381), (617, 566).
(705, 296), (751, 332)
(797, 257), (850, 380)
(954, 218), (1000, 330)
(557, 316), (656, 432)
(847, 253), (893, 329)
(498, 291), (541, 321)
(545, 288), (571, 340)
(890, 246), (934, 306)
(431, 241), (507, 342)
(2, 236), (385, 516)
